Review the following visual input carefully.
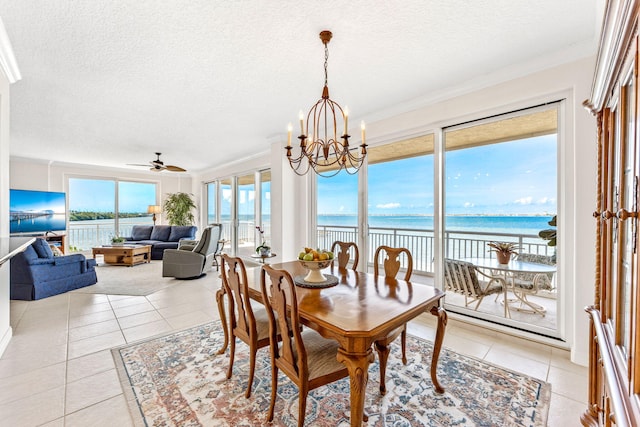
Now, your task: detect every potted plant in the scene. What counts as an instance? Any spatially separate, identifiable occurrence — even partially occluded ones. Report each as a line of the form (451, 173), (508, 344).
(255, 226), (271, 256)
(538, 215), (557, 262)
(163, 192), (196, 226)
(111, 236), (126, 246)
(487, 241), (520, 264)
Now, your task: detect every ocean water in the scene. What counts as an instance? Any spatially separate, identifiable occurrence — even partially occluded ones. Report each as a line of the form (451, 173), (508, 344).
(318, 215), (554, 236)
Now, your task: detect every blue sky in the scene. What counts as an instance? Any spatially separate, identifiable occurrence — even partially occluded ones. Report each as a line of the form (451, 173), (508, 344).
(68, 179), (156, 212)
(318, 134), (557, 216)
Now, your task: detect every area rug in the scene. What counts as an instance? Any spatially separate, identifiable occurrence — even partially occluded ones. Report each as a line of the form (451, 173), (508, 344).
(113, 321), (551, 426)
(74, 261), (181, 296)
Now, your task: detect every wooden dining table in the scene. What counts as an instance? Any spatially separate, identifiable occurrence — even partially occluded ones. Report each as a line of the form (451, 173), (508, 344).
(215, 260), (448, 427)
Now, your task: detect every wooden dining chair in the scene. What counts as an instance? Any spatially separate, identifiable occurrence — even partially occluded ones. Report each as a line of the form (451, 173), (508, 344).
(260, 264), (349, 427)
(330, 240), (359, 270)
(372, 245), (413, 395)
(220, 253), (272, 398)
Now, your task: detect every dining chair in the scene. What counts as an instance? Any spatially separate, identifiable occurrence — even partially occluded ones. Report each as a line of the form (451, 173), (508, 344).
(220, 253), (272, 398)
(511, 253), (555, 315)
(372, 245), (413, 395)
(443, 258), (505, 311)
(260, 264), (349, 427)
(330, 240), (359, 270)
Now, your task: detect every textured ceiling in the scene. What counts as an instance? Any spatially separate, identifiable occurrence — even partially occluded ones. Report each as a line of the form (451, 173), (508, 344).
(0, 0), (602, 175)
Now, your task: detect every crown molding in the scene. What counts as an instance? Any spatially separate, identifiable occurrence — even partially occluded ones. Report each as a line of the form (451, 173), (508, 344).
(0, 18), (21, 83)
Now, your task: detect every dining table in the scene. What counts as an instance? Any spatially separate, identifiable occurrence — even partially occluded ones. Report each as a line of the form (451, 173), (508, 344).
(216, 260), (447, 427)
(461, 257), (557, 317)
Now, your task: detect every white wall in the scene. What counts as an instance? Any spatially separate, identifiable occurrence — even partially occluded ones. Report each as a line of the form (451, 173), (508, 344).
(0, 25), (16, 356)
(195, 56), (597, 366)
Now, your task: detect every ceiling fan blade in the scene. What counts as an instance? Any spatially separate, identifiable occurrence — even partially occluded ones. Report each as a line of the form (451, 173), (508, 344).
(165, 165), (186, 172)
(127, 163), (152, 167)
(150, 167), (163, 172)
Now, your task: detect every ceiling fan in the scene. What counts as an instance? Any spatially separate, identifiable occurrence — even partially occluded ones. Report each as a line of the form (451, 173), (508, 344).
(128, 152), (186, 172)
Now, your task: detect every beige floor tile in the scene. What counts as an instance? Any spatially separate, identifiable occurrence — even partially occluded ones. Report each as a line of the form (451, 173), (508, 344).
(547, 392), (586, 426)
(0, 385), (65, 426)
(0, 342), (67, 378)
(1, 329), (68, 355)
(69, 301), (113, 317)
(492, 335), (553, 364)
(39, 417), (65, 427)
(117, 309), (163, 329)
(69, 318), (120, 342)
(64, 394), (134, 427)
(65, 368), (123, 414)
(441, 332), (492, 359)
(68, 330), (126, 359)
(66, 349), (116, 383)
(69, 309), (116, 329)
(0, 362), (66, 405)
(484, 346), (550, 380)
(121, 319), (173, 343)
(547, 365), (589, 403)
(164, 309), (215, 330)
(550, 347), (588, 374)
(112, 301), (156, 318)
(156, 300), (211, 318)
(108, 295), (151, 309)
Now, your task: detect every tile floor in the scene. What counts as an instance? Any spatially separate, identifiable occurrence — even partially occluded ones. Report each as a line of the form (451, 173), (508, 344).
(0, 263), (587, 426)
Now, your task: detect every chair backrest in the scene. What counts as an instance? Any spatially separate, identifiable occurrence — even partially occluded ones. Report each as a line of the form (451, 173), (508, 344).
(221, 254), (257, 339)
(209, 223), (223, 253)
(261, 265), (307, 382)
(514, 252), (555, 288)
(443, 258), (482, 297)
(330, 241), (359, 270)
(373, 246), (413, 281)
(193, 225), (221, 256)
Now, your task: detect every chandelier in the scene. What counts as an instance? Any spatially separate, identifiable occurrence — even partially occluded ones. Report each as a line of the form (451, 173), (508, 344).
(285, 30), (367, 178)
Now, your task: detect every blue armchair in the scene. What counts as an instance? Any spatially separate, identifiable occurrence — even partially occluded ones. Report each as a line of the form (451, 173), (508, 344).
(10, 238), (98, 300)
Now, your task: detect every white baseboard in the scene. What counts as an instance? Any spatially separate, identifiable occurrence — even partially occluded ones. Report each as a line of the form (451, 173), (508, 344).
(0, 325), (12, 357)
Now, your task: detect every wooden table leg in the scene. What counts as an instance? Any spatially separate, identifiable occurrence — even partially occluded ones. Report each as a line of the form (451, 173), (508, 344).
(430, 305), (448, 394)
(336, 348), (374, 427)
(216, 287), (229, 355)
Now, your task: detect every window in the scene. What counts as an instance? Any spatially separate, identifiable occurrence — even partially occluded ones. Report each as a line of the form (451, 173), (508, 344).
(68, 177), (157, 249)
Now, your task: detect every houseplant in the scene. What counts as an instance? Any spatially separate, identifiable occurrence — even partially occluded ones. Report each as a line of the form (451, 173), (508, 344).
(111, 236), (126, 246)
(255, 226), (270, 256)
(163, 192), (196, 226)
(487, 241), (520, 264)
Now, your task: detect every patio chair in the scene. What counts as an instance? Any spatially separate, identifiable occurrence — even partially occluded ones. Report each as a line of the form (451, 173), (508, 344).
(220, 254), (273, 398)
(330, 240), (359, 270)
(260, 265), (349, 427)
(444, 258), (505, 311)
(373, 245), (413, 395)
(511, 253), (556, 316)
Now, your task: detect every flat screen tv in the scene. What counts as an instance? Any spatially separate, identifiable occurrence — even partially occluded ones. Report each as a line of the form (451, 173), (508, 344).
(10, 189), (67, 234)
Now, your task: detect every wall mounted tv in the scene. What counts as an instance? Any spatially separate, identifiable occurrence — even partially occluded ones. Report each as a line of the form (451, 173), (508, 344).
(9, 189), (67, 235)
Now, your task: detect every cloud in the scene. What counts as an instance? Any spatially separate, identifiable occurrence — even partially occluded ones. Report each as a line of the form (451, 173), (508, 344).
(514, 197), (533, 205)
(376, 202), (401, 209)
(464, 202), (475, 208)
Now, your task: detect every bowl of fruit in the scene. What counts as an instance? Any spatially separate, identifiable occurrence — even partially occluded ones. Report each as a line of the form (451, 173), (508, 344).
(298, 248), (334, 282)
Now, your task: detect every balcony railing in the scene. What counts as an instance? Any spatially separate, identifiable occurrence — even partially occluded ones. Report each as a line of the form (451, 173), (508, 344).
(317, 224), (553, 274)
(69, 220), (553, 273)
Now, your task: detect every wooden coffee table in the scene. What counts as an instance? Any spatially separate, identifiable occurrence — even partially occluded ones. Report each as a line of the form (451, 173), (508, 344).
(92, 245), (152, 266)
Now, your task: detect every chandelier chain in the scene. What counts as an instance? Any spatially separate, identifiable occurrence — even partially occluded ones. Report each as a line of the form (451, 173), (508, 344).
(324, 43), (329, 87)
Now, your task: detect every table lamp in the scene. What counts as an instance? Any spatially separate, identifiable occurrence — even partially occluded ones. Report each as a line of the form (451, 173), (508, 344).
(147, 205), (162, 225)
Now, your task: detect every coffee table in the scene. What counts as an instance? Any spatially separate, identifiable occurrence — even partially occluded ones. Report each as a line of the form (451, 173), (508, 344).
(92, 245), (151, 266)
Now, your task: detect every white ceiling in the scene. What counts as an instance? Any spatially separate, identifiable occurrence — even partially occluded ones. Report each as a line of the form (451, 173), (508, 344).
(1, 0), (602, 175)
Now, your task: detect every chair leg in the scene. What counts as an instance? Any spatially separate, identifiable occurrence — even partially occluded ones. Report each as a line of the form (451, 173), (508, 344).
(375, 341), (390, 395)
(401, 326), (407, 365)
(226, 336), (235, 379)
(297, 384), (309, 427)
(267, 366), (278, 422)
(246, 344), (256, 398)
(215, 289), (229, 355)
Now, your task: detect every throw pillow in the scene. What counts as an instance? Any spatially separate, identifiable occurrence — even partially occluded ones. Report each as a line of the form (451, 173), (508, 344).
(130, 225), (153, 240)
(150, 225), (171, 241)
(168, 226), (196, 242)
(33, 238), (54, 259)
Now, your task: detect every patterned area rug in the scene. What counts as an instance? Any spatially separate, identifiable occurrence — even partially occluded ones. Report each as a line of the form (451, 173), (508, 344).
(113, 321), (551, 426)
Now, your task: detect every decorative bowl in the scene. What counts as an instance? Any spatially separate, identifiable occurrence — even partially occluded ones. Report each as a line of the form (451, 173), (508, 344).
(298, 259), (332, 282)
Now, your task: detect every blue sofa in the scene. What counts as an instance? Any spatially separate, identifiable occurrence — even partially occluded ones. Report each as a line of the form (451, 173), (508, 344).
(10, 238), (98, 300)
(124, 225), (197, 260)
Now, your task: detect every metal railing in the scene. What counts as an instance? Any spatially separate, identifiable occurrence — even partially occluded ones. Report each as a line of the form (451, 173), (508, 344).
(317, 224), (553, 274)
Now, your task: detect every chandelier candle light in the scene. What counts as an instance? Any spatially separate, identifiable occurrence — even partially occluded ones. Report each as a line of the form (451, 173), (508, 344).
(285, 30), (367, 178)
